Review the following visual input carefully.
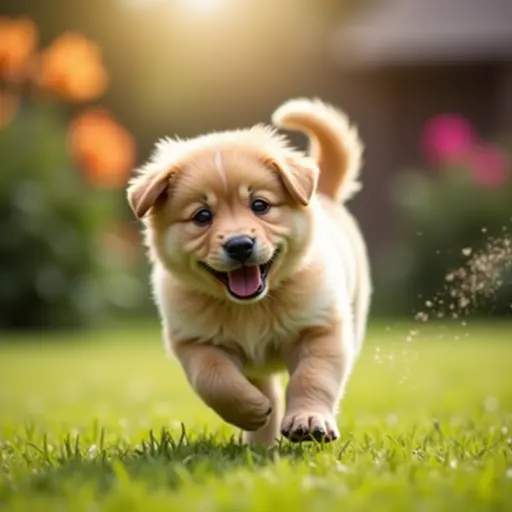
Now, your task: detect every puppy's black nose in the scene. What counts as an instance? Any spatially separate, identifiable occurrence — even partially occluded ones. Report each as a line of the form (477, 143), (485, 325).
(224, 236), (254, 263)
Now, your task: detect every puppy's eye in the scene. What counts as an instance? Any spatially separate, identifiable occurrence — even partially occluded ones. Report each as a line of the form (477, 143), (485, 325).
(192, 208), (213, 226)
(251, 199), (270, 215)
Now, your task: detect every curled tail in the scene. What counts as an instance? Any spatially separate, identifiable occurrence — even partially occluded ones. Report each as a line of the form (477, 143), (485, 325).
(272, 98), (364, 202)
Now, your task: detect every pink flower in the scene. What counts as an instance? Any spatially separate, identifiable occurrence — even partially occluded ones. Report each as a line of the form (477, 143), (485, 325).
(421, 114), (478, 165)
(470, 144), (509, 188)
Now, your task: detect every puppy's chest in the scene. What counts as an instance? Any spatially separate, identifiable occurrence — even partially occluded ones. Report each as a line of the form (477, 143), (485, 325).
(194, 307), (299, 362)
(171, 297), (331, 366)
(214, 313), (288, 364)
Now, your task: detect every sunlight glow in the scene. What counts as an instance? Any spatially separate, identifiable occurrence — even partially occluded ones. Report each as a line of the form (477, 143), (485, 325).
(175, 0), (230, 21)
(186, 0), (224, 8)
(125, 0), (227, 11)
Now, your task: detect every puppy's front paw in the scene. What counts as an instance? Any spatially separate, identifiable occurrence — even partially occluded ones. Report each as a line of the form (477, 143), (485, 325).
(219, 397), (272, 432)
(281, 411), (339, 443)
(236, 403), (273, 432)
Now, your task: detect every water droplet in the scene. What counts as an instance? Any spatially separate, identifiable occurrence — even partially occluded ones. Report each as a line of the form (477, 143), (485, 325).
(386, 413), (398, 426)
(484, 396), (499, 412)
(88, 445), (98, 457)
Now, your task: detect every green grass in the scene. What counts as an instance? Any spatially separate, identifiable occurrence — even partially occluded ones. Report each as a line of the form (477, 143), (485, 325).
(0, 321), (511, 511)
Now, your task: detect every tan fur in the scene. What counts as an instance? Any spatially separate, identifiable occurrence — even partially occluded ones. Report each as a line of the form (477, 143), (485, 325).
(127, 98), (372, 446)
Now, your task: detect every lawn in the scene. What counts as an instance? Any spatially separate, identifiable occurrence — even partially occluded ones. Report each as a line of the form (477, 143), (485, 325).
(0, 321), (511, 511)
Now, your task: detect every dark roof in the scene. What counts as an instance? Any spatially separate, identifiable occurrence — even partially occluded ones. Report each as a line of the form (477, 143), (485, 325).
(331, 0), (512, 68)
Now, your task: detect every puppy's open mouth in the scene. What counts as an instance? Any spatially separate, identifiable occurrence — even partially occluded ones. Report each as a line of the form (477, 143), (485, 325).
(200, 252), (278, 300)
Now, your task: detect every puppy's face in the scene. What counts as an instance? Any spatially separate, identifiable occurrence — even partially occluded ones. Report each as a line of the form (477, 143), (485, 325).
(128, 130), (318, 303)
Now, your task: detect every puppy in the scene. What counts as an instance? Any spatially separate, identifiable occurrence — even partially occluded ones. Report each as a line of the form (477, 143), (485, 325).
(127, 98), (372, 446)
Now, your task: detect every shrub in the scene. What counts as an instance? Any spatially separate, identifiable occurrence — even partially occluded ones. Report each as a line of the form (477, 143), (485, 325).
(377, 114), (512, 318)
(0, 17), (147, 330)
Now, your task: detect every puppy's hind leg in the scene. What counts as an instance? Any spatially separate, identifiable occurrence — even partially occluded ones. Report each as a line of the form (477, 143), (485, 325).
(242, 375), (283, 447)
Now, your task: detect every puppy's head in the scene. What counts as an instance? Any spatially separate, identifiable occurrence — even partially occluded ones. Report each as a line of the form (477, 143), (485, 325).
(127, 126), (318, 303)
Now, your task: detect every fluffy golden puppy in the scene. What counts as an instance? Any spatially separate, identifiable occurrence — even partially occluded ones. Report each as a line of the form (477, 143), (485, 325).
(127, 98), (371, 446)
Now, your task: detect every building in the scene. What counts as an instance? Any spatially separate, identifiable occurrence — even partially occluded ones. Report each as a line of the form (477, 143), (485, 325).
(329, 0), (512, 252)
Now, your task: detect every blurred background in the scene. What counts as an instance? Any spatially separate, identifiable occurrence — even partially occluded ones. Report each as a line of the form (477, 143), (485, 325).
(0, 0), (511, 332)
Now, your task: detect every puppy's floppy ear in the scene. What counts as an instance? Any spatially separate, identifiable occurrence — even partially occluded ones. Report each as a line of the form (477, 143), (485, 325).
(127, 166), (175, 219)
(267, 157), (318, 206)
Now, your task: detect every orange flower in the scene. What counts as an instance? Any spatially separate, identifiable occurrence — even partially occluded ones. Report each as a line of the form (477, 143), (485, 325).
(37, 32), (108, 102)
(0, 91), (20, 128)
(0, 17), (38, 81)
(68, 108), (136, 188)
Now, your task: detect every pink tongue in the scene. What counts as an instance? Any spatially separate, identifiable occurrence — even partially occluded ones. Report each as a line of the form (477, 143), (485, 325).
(227, 266), (262, 298)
